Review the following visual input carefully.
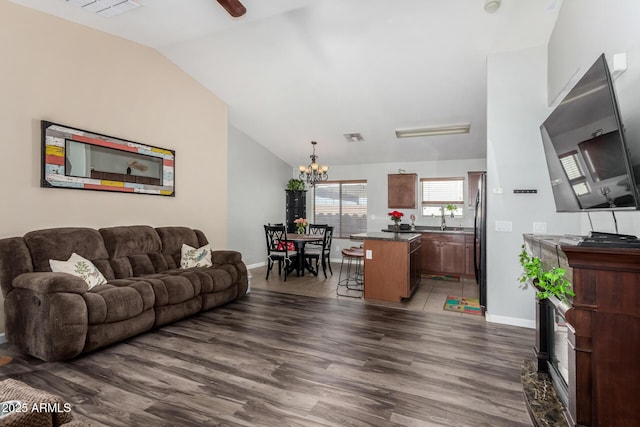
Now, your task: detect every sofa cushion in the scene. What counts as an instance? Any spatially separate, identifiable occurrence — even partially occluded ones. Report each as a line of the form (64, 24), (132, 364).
(100, 226), (162, 259)
(50, 253), (107, 289)
(180, 244), (212, 268)
(156, 227), (203, 268)
(140, 273), (201, 306)
(164, 267), (233, 294)
(100, 226), (167, 279)
(82, 280), (154, 324)
(23, 228), (110, 273)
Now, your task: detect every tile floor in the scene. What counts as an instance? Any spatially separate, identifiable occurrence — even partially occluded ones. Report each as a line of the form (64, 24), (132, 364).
(249, 262), (483, 319)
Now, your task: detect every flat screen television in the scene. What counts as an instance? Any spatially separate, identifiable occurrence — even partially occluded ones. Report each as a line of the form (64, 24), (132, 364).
(540, 54), (640, 211)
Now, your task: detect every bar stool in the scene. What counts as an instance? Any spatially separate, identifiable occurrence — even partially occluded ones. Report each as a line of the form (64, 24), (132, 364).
(337, 246), (364, 297)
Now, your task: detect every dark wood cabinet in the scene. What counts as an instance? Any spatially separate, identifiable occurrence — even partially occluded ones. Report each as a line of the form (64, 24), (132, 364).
(420, 235), (441, 273)
(388, 173), (417, 209)
(420, 232), (473, 277)
(467, 171), (485, 206)
(524, 234), (640, 427)
(285, 190), (306, 233)
(464, 234), (475, 276)
(363, 236), (421, 302)
(561, 246), (640, 427)
(440, 239), (465, 274)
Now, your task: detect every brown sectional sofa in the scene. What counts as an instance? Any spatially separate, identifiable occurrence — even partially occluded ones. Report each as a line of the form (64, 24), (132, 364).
(0, 225), (248, 362)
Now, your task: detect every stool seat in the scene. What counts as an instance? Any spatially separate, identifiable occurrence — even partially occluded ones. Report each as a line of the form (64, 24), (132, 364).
(337, 247), (364, 297)
(341, 248), (363, 258)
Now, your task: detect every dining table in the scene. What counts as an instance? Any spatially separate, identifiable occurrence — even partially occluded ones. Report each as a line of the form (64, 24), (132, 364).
(286, 233), (323, 276)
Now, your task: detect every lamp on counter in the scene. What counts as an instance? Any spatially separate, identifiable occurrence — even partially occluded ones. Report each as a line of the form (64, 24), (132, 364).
(298, 141), (329, 186)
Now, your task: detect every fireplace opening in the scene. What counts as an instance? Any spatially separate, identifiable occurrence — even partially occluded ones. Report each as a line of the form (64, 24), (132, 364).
(547, 300), (570, 407)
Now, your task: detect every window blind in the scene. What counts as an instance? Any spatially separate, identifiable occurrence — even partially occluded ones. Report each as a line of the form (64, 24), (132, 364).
(559, 151), (585, 181)
(420, 177), (464, 205)
(314, 180), (367, 238)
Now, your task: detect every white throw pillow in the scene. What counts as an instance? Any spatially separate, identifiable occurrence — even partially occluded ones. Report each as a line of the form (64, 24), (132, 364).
(49, 253), (107, 290)
(180, 243), (212, 268)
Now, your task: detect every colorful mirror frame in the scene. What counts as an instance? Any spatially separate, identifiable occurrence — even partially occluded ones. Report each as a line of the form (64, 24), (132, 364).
(41, 121), (175, 196)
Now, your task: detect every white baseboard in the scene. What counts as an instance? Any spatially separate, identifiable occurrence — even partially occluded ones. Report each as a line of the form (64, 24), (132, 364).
(246, 261), (266, 270)
(0, 333), (6, 344)
(247, 260), (343, 270)
(485, 313), (535, 329)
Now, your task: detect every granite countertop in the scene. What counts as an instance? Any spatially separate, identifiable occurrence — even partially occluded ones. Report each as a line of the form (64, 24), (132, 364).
(381, 226), (474, 235)
(350, 232), (421, 242)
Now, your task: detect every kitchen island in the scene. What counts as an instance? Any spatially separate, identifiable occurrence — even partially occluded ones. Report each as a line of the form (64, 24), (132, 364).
(350, 232), (422, 302)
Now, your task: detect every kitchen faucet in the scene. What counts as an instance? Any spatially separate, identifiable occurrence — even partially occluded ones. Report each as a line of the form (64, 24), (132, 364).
(440, 208), (447, 231)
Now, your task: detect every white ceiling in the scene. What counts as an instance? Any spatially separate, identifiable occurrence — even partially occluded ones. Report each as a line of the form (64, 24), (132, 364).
(9, 0), (561, 167)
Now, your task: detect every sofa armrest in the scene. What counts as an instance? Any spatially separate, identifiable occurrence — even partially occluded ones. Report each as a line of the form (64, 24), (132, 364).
(12, 272), (88, 294)
(211, 250), (242, 264)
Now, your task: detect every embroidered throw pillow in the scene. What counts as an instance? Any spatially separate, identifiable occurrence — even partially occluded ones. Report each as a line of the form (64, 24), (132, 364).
(49, 253), (107, 290)
(180, 243), (212, 268)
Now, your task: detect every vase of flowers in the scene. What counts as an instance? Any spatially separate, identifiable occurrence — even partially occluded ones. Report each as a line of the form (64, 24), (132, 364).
(294, 217), (308, 234)
(388, 210), (404, 234)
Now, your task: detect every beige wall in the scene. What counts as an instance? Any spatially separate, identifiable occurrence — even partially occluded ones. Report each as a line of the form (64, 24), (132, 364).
(0, 1), (229, 333)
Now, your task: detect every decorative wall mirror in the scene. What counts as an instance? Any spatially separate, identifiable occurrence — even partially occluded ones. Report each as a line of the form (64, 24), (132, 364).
(41, 121), (175, 196)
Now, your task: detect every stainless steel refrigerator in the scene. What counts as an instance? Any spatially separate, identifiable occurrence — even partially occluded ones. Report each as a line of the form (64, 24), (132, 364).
(473, 173), (487, 313)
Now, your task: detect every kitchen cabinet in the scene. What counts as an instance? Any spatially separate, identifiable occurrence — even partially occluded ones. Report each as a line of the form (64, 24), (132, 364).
(465, 234), (476, 276)
(421, 232), (474, 277)
(467, 171), (485, 206)
(420, 236), (441, 273)
(359, 233), (421, 302)
(388, 173), (417, 209)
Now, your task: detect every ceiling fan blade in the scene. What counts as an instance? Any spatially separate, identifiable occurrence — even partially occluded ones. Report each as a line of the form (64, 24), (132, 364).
(216, 0), (246, 18)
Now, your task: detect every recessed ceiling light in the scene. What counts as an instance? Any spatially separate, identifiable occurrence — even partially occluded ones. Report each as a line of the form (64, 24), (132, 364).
(484, 0), (501, 13)
(395, 124), (471, 138)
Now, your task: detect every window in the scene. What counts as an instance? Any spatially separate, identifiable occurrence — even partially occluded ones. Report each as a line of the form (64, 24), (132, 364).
(559, 151), (584, 181)
(559, 151), (590, 197)
(314, 180), (367, 238)
(420, 177), (464, 217)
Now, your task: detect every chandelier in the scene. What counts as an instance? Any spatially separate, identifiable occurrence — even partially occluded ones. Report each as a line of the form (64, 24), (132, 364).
(298, 141), (329, 186)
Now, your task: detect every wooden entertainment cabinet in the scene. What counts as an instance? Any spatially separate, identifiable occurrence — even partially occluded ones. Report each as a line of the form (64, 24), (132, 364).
(524, 235), (640, 427)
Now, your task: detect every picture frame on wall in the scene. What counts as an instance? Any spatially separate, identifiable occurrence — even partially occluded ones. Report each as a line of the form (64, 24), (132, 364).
(41, 120), (175, 196)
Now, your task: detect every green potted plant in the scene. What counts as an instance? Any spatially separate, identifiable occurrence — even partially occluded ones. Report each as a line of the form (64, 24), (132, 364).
(286, 178), (306, 191)
(445, 204), (457, 218)
(518, 245), (575, 302)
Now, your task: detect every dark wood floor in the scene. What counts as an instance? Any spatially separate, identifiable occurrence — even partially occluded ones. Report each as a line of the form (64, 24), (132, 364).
(0, 289), (534, 426)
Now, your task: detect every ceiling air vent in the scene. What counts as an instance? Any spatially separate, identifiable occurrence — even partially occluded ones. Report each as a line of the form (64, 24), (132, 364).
(66, 0), (142, 18)
(344, 133), (364, 143)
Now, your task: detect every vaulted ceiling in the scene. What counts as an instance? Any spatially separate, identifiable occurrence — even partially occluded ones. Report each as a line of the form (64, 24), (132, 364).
(9, 0), (561, 166)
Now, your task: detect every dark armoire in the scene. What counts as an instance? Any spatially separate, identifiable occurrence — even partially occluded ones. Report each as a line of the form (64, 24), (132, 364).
(285, 190), (306, 233)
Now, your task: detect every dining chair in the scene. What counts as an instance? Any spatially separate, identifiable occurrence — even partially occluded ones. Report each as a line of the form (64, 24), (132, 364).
(304, 223), (325, 248)
(304, 225), (333, 278)
(264, 224), (297, 281)
(308, 224), (327, 236)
